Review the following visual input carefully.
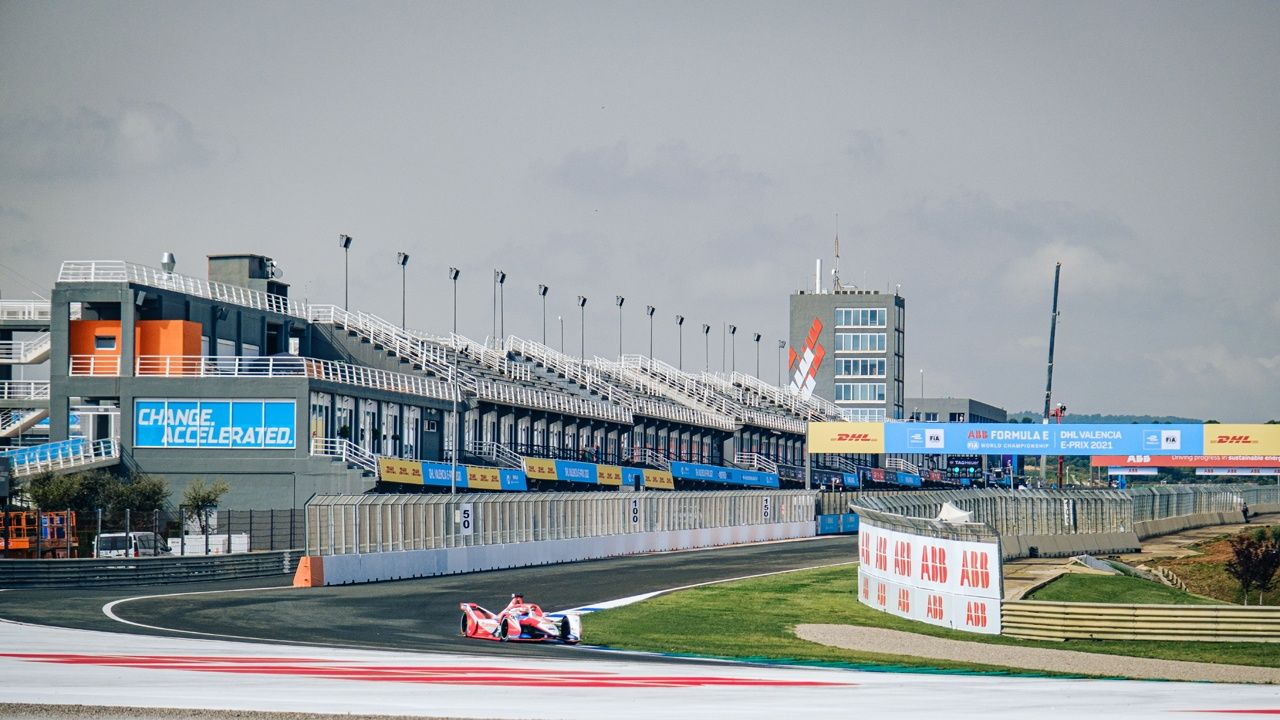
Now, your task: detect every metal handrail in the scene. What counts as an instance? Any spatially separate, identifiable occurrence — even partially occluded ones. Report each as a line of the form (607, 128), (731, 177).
(310, 437), (377, 475)
(507, 336), (636, 405)
(464, 439), (524, 469)
(0, 300), (51, 323)
(0, 408), (49, 437)
(734, 451), (778, 474)
(884, 457), (920, 475)
(445, 334), (533, 383)
(10, 438), (119, 477)
(630, 447), (671, 470)
(473, 377), (631, 424)
(612, 355), (803, 434)
(0, 381), (50, 401)
(725, 370), (844, 420)
(59, 260), (307, 318)
(68, 355), (122, 375)
(0, 333), (51, 364)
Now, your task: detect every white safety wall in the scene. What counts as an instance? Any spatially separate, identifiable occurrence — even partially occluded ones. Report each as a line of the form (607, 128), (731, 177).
(857, 518), (1002, 634)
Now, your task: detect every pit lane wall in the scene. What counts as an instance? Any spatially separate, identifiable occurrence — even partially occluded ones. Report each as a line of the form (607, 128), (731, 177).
(852, 505), (1002, 635)
(295, 490), (816, 586)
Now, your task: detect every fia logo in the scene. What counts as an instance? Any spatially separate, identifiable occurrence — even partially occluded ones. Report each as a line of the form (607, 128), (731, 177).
(920, 544), (948, 583)
(897, 588), (911, 614)
(926, 594), (945, 621)
(925, 429), (945, 449)
(1161, 430), (1181, 450)
(893, 540), (913, 577)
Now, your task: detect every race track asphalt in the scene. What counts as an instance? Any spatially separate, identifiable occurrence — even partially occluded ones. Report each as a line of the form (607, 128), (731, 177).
(0, 536), (856, 661)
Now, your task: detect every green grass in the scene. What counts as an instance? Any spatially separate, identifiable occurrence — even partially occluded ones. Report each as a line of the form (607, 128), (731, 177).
(1026, 573), (1223, 605)
(585, 565), (1280, 674)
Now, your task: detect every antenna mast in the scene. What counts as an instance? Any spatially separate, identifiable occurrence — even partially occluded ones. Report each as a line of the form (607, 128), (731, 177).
(1040, 261), (1062, 485)
(831, 213), (841, 291)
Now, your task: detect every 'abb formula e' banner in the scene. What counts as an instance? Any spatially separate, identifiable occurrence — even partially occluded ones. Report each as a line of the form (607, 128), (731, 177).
(857, 518), (1002, 634)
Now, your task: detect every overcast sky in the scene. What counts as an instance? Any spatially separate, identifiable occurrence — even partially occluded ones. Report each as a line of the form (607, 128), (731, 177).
(1, 2), (1276, 421)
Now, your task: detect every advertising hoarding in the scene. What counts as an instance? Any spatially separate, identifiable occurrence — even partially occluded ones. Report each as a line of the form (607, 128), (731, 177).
(807, 422), (885, 454)
(1092, 455), (1280, 468)
(1202, 425), (1280, 456)
(886, 423), (1204, 456)
(134, 399), (295, 449)
(669, 461), (780, 488)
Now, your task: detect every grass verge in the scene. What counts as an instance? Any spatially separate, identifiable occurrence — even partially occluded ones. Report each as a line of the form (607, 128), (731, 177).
(1025, 573), (1222, 605)
(585, 565), (1280, 672)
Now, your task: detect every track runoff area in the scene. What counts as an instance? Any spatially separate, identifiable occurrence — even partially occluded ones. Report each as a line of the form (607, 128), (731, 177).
(4, 539), (1280, 719)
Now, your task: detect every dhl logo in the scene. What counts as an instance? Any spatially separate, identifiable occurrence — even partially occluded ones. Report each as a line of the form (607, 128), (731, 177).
(926, 594), (944, 620)
(920, 545), (947, 583)
(875, 536), (889, 571)
(965, 601), (988, 628)
(876, 582), (887, 608)
(832, 433), (873, 442)
(1215, 435), (1258, 444)
(959, 550), (991, 589)
(897, 588), (911, 614)
(893, 540), (912, 577)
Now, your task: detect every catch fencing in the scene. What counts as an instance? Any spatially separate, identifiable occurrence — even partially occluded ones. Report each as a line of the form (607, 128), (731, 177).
(305, 490), (816, 556)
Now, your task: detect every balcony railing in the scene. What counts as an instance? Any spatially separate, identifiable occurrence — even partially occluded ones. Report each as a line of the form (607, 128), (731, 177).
(629, 447), (671, 470)
(734, 451), (779, 474)
(464, 440), (524, 469)
(0, 333), (51, 364)
(68, 355), (123, 375)
(59, 260), (307, 318)
(310, 437), (377, 475)
(8, 438), (119, 477)
(0, 381), (50, 401)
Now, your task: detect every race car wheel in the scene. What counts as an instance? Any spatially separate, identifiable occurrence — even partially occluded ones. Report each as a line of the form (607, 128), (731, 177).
(460, 611), (469, 636)
(497, 617), (510, 641)
(559, 616), (571, 641)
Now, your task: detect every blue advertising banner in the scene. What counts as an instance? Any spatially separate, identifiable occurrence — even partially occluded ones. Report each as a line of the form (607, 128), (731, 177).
(621, 467), (645, 487)
(422, 461), (466, 488)
(670, 461), (780, 488)
(134, 400), (296, 449)
(500, 468), (529, 491)
(897, 473), (923, 488)
(886, 423), (1205, 456)
(554, 459), (598, 484)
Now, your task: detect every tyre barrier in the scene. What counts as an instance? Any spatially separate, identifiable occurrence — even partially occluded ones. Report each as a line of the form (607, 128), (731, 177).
(0, 550), (299, 589)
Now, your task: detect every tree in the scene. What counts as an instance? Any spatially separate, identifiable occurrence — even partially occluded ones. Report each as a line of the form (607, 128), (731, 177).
(108, 474), (169, 516)
(23, 472), (82, 512)
(1225, 531), (1280, 605)
(181, 479), (230, 534)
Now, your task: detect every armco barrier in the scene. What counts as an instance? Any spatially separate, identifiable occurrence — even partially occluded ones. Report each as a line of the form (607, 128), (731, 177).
(307, 521), (815, 586)
(1002, 600), (1280, 642)
(0, 551), (298, 589)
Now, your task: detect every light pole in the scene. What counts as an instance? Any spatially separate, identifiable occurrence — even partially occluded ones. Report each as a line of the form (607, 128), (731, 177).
(777, 339), (785, 387)
(701, 323), (710, 370)
(645, 305), (655, 358)
(448, 267), (460, 334)
(558, 315), (564, 354)
(728, 325), (737, 373)
(492, 270), (506, 347)
(753, 332), (761, 377)
(396, 252), (410, 328)
(721, 323), (726, 371)
(920, 368), (924, 398)
(538, 284), (549, 345)
(675, 315), (685, 370)
(615, 295), (625, 359)
(577, 295), (587, 361)
(338, 234), (353, 310)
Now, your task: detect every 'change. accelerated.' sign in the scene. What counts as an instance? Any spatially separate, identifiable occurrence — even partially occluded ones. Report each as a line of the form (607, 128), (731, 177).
(134, 399), (296, 449)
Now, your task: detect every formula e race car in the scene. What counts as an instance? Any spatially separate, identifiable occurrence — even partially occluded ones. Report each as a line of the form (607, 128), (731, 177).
(460, 594), (581, 644)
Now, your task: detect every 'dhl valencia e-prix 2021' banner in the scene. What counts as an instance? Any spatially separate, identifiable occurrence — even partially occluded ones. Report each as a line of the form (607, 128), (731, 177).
(810, 422), (1280, 456)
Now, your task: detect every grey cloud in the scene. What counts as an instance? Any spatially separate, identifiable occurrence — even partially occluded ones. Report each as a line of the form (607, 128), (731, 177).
(907, 191), (1134, 248)
(0, 205), (30, 222)
(0, 103), (211, 181)
(550, 141), (771, 201)
(844, 130), (885, 170)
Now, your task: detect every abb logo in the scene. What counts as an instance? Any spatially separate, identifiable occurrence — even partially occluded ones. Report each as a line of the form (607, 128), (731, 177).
(967, 430), (989, 439)
(897, 588), (911, 614)
(1216, 435), (1258, 445)
(965, 601), (988, 628)
(862, 575), (870, 600)
(876, 582), (887, 608)
(833, 433), (873, 442)
(926, 594), (944, 620)
(960, 550), (991, 589)
(859, 534), (871, 564)
(920, 544), (947, 583)
(875, 536), (889, 571)
(893, 540), (913, 577)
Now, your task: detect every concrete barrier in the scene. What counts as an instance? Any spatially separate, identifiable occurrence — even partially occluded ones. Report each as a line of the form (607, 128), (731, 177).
(309, 520), (817, 586)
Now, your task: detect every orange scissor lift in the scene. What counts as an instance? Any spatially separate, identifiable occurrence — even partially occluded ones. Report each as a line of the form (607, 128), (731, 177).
(0, 511), (78, 558)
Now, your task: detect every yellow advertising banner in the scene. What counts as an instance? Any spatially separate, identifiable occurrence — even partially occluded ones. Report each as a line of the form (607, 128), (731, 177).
(523, 458), (558, 480)
(807, 422), (886, 454)
(378, 457), (423, 485)
(467, 466), (502, 491)
(643, 470), (674, 490)
(597, 464), (623, 486)
(1203, 424), (1280, 456)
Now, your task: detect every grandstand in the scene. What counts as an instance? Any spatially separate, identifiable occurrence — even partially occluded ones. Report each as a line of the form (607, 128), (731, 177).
(0, 254), (888, 508)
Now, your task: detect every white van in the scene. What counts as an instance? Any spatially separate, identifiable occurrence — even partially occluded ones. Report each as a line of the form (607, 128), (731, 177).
(94, 532), (171, 558)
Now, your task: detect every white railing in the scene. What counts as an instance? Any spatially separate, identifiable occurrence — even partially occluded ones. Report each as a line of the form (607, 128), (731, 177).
(125, 355), (460, 404)
(884, 457), (920, 475)
(59, 260), (307, 318)
(68, 355), (123, 375)
(0, 381), (50, 401)
(10, 438), (120, 477)
(734, 451), (778, 474)
(310, 437), (378, 475)
(631, 397), (738, 431)
(0, 333), (51, 364)
(507, 336), (636, 406)
(464, 440), (524, 469)
(0, 300), (51, 323)
(0, 408), (49, 438)
(614, 355), (803, 434)
(630, 447), (671, 470)
(473, 377), (631, 424)
(725, 371), (844, 420)
(445, 334), (533, 383)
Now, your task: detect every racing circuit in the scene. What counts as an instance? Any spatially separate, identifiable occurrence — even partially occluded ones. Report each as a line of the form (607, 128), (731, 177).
(4, 536), (1280, 719)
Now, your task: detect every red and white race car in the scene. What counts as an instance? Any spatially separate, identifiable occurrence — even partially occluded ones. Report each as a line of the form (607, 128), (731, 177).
(460, 594), (581, 644)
